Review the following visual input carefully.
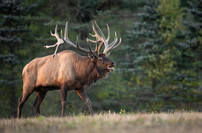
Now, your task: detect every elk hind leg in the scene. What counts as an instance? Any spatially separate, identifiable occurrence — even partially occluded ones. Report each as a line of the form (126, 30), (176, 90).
(17, 91), (32, 118)
(33, 91), (47, 117)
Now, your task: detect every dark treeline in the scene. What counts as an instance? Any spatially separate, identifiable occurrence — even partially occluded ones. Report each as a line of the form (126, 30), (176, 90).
(0, 0), (201, 118)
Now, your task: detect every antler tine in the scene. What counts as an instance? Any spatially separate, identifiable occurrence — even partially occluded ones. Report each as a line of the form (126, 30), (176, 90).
(45, 21), (96, 56)
(111, 38), (121, 50)
(91, 21), (106, 54)
(44, 25), (64, 57)
(87, 21), (105, 54)
(75, 36), (89, 54)
(64, 21), (68, 40)
(95, 42), (98, 52)
(93, 21), (106, 41)
(110, 38), (121, 50)
(106, 24), (110, 43)
(86, 38), (97, 44)
(103, 38), (121, 54)
(88, 21), (103, 42)
(63, 21), (76, 48)
(108, 31), (118, 47)
(63, 21), (95, 54)
(75, 35), (94, 54)
(96, 23), (111, 54)
(102, 31), (117, 54)
(93, 21), (107, 51)
(60, 29), (63, 38)
(87, 40), (93, 53)
(87, 21), (121, 55)
(103, 31), (121, 55)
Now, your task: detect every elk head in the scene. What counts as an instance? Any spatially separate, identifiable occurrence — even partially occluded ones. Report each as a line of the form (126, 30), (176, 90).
(44, 21), (121, 73)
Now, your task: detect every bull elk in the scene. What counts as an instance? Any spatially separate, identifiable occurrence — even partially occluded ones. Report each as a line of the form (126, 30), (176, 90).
(17, 21), (121, 118)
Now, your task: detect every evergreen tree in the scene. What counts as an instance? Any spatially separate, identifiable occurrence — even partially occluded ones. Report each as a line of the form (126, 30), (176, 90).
(126, 0), (162, 111)
(127, 0), (192, 111)
(175, 0), (202, 107)
(0, 0), (35, 117)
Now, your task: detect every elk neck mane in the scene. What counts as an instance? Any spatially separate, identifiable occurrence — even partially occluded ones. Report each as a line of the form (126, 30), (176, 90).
(71, 52), (108, 86)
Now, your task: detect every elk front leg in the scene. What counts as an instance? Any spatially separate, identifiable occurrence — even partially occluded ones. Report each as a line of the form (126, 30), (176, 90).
(60, 87), (68, 117)
(75, 89), (94, 116)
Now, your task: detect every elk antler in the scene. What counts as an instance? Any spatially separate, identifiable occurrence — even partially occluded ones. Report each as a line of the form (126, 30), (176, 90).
(44, 25), (64, 57)
(45, 21), (121, 57)
(87, 21), (121, 55)
(45, 21), (94, 57)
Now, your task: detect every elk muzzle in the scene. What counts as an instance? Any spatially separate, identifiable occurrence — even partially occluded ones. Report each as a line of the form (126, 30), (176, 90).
(107, 62), (116, 71)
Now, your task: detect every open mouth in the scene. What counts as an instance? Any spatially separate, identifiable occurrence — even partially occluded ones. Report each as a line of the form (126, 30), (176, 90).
(107, 66), (114, 71)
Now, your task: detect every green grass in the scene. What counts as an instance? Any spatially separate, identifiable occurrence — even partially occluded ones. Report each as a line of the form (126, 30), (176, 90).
(0, 112), (202, 133)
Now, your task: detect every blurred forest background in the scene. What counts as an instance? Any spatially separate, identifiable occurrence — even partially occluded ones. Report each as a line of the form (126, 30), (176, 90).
(0, 0), (201, 118)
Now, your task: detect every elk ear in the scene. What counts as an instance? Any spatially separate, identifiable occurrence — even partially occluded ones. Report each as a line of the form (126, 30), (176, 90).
(88, 53), (96, 62)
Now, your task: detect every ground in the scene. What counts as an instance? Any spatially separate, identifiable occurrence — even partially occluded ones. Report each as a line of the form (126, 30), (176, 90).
(0, 112), (202, 133)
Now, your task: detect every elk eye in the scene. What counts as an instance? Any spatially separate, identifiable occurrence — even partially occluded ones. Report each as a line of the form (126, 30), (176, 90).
(98, 57), (103, 61)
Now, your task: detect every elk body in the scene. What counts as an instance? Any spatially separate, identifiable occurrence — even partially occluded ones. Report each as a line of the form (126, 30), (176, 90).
(17, 21), (121, 118)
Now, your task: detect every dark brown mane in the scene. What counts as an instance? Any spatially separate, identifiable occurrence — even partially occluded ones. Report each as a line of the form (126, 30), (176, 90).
(71, 52), (109, 87)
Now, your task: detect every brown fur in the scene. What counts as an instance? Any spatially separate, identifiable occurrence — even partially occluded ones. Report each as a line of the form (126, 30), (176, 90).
(17, 50), (114, 118)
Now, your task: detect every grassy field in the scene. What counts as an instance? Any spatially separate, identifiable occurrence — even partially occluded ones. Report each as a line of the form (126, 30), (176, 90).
(0, 112), (202, 133)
